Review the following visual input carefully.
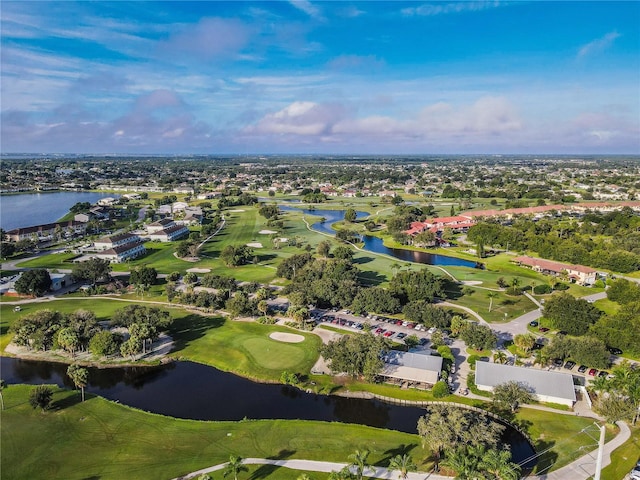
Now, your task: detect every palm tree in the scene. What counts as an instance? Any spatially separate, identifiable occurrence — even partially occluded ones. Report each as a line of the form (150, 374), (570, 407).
(223, 455), (248, 480)
(589, 375), (611, 395)
(440, 447), (481, 479)
(348, 449), (372, 480)
(388, 453), (417, 479)
(493, 351), (508, 365)
(0, 379), (6, 410)
(479, 448), (521, 480)
(67, 364), (88, 402)
(487, 291), (497, 312)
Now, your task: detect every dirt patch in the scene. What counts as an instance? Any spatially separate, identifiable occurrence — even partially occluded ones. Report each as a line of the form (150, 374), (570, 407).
(269, 332), (305, 343)
(246, 242), (263, 248)
(258, 229), (278, 234)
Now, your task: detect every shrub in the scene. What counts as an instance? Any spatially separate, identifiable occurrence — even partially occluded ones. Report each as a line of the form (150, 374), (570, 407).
(468, 354), (480, 369)
(593, 279), (606, 289)
(553, 282), (569, 291)
(533, 284), (552, 295)
(432, 381), (450, 398)
(257, 316), (276, 325)
(506, 286), (522, 296)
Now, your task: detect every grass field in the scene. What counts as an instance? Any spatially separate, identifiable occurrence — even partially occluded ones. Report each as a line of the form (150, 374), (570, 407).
(169, 314), (322, 381)
(0, 385), (426, 480)
(599, 425), (640, 480)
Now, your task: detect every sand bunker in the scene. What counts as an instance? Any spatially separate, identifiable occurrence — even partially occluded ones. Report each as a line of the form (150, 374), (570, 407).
(259, 229), (278, 234)
(246, 242), (263, 248)
(228, 209), (245, 212)
(278, 238), (289, 243)
(269, 332), (305, 343)
(186, 268), (211, 273)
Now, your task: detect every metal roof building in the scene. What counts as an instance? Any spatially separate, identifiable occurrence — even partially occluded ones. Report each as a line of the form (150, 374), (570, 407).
(475, 362), (576, 407)
(381, 350), (443, 388)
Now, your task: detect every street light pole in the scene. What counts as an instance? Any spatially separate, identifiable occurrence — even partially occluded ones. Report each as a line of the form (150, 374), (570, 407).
(594, 423), (605, 480)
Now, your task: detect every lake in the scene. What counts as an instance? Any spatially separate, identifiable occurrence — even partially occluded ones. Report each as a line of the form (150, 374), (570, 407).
(1, 356), (535, 466)
(0, 191), (119, 231)
(280, 206), (480, 269)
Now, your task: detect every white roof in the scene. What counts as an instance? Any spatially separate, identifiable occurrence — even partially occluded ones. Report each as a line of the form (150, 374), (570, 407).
(475, 362), (576, 402)
(381, 351), (443, 384)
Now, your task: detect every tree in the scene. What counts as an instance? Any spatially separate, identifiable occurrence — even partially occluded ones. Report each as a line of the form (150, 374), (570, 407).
(440, 447), (482, 479)
(348, 449), (372, 480)
(543, 292), (602, 335)
(72, 258), (112, 285)
(333, 245), (354, 260)
(344, 208), (357, 223)
(487, 291), (497, 312)
(67, 364), (88, 402)
(29, 385), (53, 412)
(14, 269), (52, 297)
(257, 300), (269, 317)
(57, 327), (80, 356)
(493, 351), (508, 364)
(129, 266), (157, 286)
(492, 381), (534, 413)
(0, 379), (6, 410)
(479, 448), (521, 480)
(89, 330), (120, 357)
(317, 240), (331, 258)
(222, 455), (248, 480)
(320, 333), (388, 381)
(417, 404), (504, 464)
(220, 244), (253, 267)
(388, 454), (417, 480)
(513, 333), (536, 354)
(594, 395), (636, 424)
(460, 323), (497, 351)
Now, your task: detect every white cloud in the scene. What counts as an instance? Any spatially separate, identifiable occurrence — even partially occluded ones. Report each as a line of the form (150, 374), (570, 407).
(288, 0), (323, 19)
(402, 1), (501, 17)
(577, 31), (621, 59)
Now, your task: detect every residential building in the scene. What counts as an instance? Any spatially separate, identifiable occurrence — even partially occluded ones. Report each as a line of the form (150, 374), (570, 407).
(146, 224), (190, 242)
(380, 350), (443, 389)
(94, 232), (141, 251)
(5, 221), (87, 242)
(513, 256), (597, 285)
(94, 242), (146, 263)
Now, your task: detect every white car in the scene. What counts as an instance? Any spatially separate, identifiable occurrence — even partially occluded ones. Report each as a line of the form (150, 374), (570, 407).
(428, 327), (437, 334)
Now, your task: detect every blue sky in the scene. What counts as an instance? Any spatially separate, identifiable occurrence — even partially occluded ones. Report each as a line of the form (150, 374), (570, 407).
(1, 1), (639, 154)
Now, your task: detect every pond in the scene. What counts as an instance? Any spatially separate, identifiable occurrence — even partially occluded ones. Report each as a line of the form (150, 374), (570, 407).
(0, 191), (120, 231)
(280, 206), (480, 269)
(1, 356), (535, 467)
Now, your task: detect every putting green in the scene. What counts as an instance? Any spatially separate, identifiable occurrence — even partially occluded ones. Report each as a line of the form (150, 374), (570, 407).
(241, 337), (306, 370)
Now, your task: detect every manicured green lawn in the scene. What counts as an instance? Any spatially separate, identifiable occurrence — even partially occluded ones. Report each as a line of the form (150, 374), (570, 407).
(16, 252), (79, 269)
(515, 408), (616, 474)
(0, 385), (426, 480)
(600, 425), (640, 480)
(169, 315), (322, 381)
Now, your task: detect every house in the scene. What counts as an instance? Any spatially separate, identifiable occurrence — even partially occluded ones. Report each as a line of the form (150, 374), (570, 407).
(5, 221), (87, 242)
(93, 242), (146, 263)
(405, 215), (477, 236)
(50, 272), (73, 291)
(146, 224), (190, 242)
(378, 190), (397, 198)
(146, 218), (175, 234)
(380, 350), (443, 388)
(94, 232), (142, 251)
(97, 197), (117, 206)
(513, 256), (597, 286)
(74, 213), (91, 223)
(475, 362), (576, 407)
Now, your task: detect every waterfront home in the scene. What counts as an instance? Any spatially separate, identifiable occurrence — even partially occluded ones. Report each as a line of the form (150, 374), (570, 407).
(93, 242), (146, 263)
(6, 221), (87, 242)
(475, 362), (576, 407)
(94, 232), (142, 251)
(146, 224), (190, 242)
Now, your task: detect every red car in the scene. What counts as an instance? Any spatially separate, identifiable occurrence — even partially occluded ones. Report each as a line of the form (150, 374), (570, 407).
(588, 368), (598, 376)
(384, 331), (395, 337)
(538, 327), (550, 333)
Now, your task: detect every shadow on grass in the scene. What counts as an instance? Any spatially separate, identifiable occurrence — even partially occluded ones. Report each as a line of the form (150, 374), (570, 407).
(52, 391), (83, 411)
(257, 254), (277, 263)
(352, 256), (375, 265)
(379, 443), (419, 465)
(249, 449), (297, 479)
(532, 439), (557, 473)
(357, 270), (387, 286)
(169, 314), (225, 353)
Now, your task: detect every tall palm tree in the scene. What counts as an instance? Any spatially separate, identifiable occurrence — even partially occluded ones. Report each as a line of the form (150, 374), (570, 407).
(0, 379), (6, 410)
(487, 291), (497, 312)
(388, 453), (417, 479)
(348, 449), (372, 480)
(222, 455), (248, 480)
(479, 448), (521, 480)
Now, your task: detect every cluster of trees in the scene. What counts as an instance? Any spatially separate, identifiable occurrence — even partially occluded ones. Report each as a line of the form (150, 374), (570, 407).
(71, 258), (112, 285)
(217, 193), (257, 208)
(14, 269), (52, 296)
(129, 266), (157, 287)
(589, 361), (640, 425)
(220, 244), (255, 267)
(467, 208), (640, 273)
(545, 335), (610, 369)
(258, 203), (280, 219)
(543, 293), (602, 336)
(154, 194), (178, 206)
(320, 333), (388, 381)
(110, 305), (173, 358)
(12, 309), (100, 354)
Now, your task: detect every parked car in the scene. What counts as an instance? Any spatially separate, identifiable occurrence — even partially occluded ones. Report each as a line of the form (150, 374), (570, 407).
(396, 332), (407, 339)
(529, 321), (538, 327)
(383, 331), (394, 337)
(539, 327), (550, 333)
(564, 361), (576, 370)
(556, 331), (568, 336)
(553, 358), (563, 367)
(607, 347), (623, 355)
(578, 365), (588, 373)
(588, 368), (598, 376)
(418, 338), (429, 346)
(630, 465), (640, 480)
(428, 327), (437, 334)
(598, 370), (609, 377)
